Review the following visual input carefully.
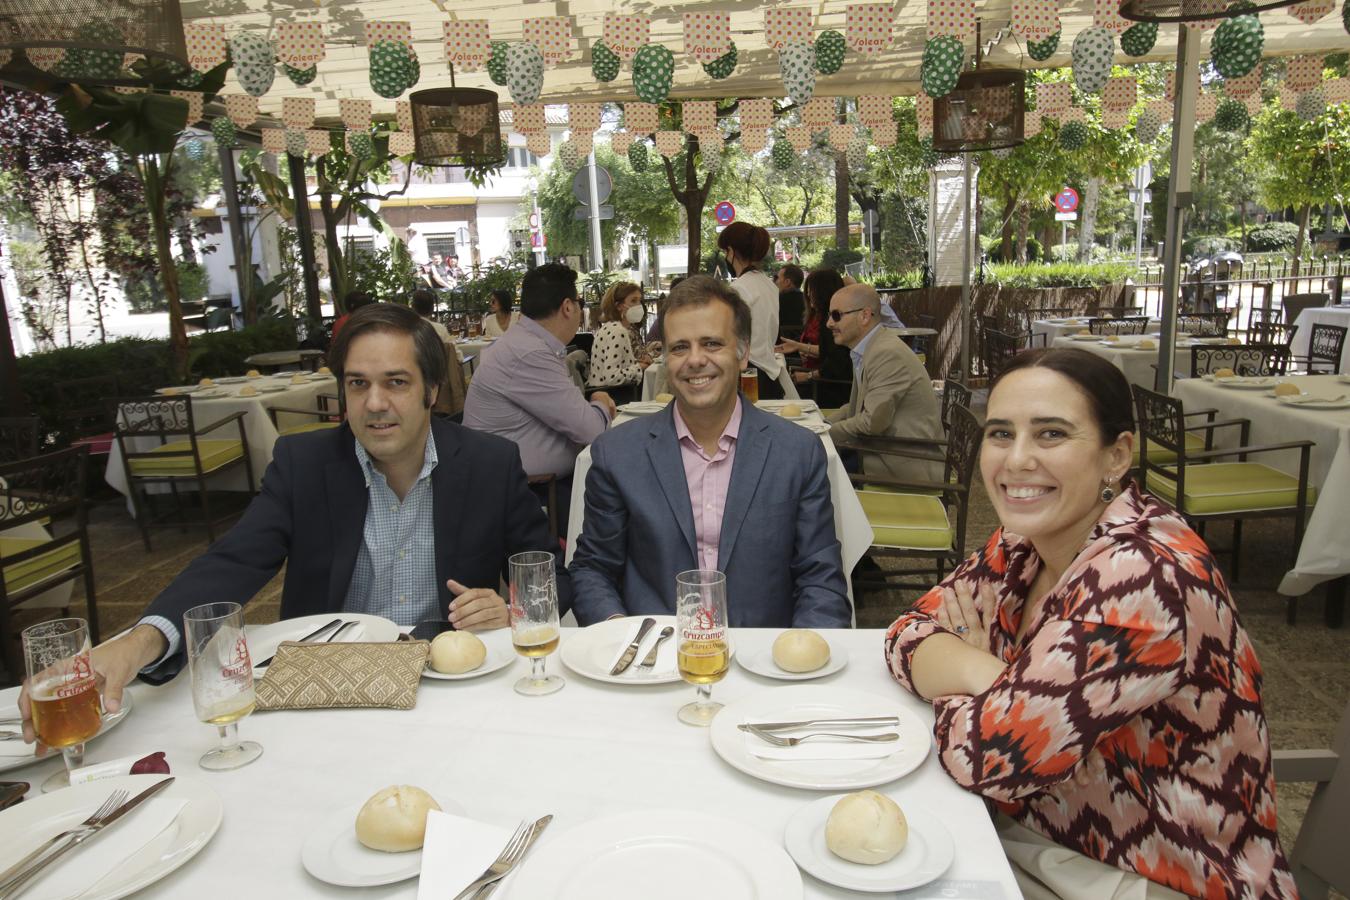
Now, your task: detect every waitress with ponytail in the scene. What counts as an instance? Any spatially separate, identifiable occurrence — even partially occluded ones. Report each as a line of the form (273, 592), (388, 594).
(717, 222), (783, 400)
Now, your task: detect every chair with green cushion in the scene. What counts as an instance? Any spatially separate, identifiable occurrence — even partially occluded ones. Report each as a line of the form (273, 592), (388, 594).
(1132, 384), (1316, 623)
(0, 446), (98, 684)
(267, 393), (343, 437)
(112, 396), (255, 552)
(843, 404), (982, 598)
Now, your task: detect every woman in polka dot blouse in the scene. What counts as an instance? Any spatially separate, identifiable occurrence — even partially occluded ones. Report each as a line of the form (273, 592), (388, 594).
(586, 281), (651, 404)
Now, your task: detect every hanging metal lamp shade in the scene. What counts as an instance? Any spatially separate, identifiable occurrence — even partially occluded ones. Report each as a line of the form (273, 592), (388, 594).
(0, 0), (187, 81)
(410, 87), (504, 167)
(1121, 0), (1301, 22)
(932, 70), (1025, 153)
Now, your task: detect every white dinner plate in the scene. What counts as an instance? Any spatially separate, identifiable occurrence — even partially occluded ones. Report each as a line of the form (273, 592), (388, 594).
(254, 384), (290, 394)
(0, 773), (222, 900)
(1215, 377), (1276, 389)
(422, 628), (518, 681)
(0, 688), (134, 774)
(1276, 395), (1350, 410)
(805, 421), (833, 434)
(301, 796), (463, 887)
(756, 399), (819, 412)
(710, 685), (931, 791)
(192, 390), (229, 400)
(735, 632), (849, 682)
(154, 385), (200, 395)
(508, 809), (802, 900)
(247, 613), (401, 669)
(559, 615), (725, 685)
(1067, 333), (1098, 341)
(618, 402), (666, 415)
(215, 376), (248, 384)
(783, 794), (955, 892)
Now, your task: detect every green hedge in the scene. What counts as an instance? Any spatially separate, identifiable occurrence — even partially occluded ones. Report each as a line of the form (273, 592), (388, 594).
(988, 262), (1135, 289)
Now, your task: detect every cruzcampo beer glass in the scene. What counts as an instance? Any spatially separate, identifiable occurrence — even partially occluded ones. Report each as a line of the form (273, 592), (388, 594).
(739, 368), (760, 403)
(675, 570), (729, 726)
(23, 618), (102, 792)
(184, 602), (262, 771)
(509, 551), (564, 696)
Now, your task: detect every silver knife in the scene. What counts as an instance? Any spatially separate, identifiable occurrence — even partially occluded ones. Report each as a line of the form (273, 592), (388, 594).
(608, 618), (656, 675)
(0, 777), (175, 899)
(636, 626), (674, 669)
(255, 618), (343, 667)
(324, 621), (358, 643)
(736, 716), (900, 733)
(467, 815), (552, 900)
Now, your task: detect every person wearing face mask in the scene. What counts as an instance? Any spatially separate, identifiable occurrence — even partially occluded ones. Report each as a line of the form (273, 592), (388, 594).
(586, 281), (652, 406)
(717, 222), (783, 400)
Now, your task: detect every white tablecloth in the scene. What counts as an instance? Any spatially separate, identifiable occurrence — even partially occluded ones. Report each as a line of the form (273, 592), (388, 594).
(1051, 336), (1216, 389)
(1031, 318), (1161, 348)
(643, 354), (799, 401)
(6, 628), (1019, 899)
(105, 376), (340, 500)
(1290, 306), (1350, 373)
(1173, 374), (1350, 595)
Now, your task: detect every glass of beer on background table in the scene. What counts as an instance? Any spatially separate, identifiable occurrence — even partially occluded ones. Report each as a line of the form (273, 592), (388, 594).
(675, 570), (729, 726)
(739, 368), (759, 403)
(509, 551), (564, 696)
(184, 602), (263, 771)
(23, 618), (101, 791)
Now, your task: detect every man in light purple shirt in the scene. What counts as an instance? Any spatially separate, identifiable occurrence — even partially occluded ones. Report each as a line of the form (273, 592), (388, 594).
(463, 263), (616, 533)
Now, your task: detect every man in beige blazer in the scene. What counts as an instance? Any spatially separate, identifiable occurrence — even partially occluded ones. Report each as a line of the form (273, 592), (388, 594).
(826, 284), (944, 485)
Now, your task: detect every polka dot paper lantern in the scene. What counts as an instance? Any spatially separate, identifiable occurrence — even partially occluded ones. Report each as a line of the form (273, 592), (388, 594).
(1059, 120), (1088, 151)
(591, 40), (620, 83)
(347, 132), (374, 161)
(212, 117), (237, 149)
(506, 42), (545, 106)
(230, 31), (276, 98)
(406, 52), (421, 89)
(56, 22), (125, 81)
(284, 64), (317, 87)
(771, 138), (795, 171)
(369, 40), (414, 99)
(487, 42), (510, 86)
(1296, 86), (1326, 121)
(814, 30), (846, 75)
(1027, 29), (1060, 61)
(558, 140), (579, 169)
(703, 42), (738, 80)
(1120, 22), (1158, 57)
(177, 69), (204, 89)
(846, 135), (869, 170)
(1211, 10), (1263, 79)
(703, 146), (723, 175)
(779, 41), (816, 105)
(628, 140), (649, 172)
(1135, 108), (1162, 143)
(921, 36), (965, 99)
(632, 44), (675, 104)
(285, 130), (307, 157)
(1214, 98), (1250, 131)
(1071, 27), (1114, 96)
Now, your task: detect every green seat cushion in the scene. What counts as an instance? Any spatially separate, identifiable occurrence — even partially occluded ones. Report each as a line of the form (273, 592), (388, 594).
(1, 536), (81, 593)
(1146, 462), (1317, 515)
(127, 439), (244, 476)
(280, 421), (339, 436)
(1132, 430), (1206, 466)
(857, 490), (953, 551)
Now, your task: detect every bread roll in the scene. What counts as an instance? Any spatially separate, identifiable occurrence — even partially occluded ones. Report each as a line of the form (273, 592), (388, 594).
(290, 373), (308, 385)
(239, 385), (258, 397)
(199, 377), (215, 387)
(772, 629), (830, 673)
(429, 631), (487, 674)
(825, 791), (908, 865)
(161, 388), (180, 396)
(355, 785), (441, 852)
(246, 369), (262, 378)
(780, 403), (802, 418)
(1104, 334), (1119, 342)
(1213, 367), (1235, 379)
(655, 392), (674, 403)
(1137, 340), (1156, 350)
(318, 366), (332, 375)
(1274, 382), (1302, 397)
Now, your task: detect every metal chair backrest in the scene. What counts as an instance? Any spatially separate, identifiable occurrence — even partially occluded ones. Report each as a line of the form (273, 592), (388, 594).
(1282, 292), (1330, 325)
(940, 380), (971, 433)
(1178, 311), (1233, 336)
(1088, 316), (1150, 336)
(1131, 383), (1187, 481)
(1189, 344), (1287, 377)
(1308, 324), (1347, 370)
(112, 395), (198, 441)
(945, 404), (984, 555)
(982, 328), (1022, 380)
(0, 444), (88, 535)
(1249, 320), (1297, 347)
(0, 418), (40, 464)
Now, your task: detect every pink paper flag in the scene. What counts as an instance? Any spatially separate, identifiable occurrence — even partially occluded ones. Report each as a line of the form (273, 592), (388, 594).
(980, 84), (1015, 120)
(1195, 92), (1217, 123)
(262, 128), (285, 154)
(1061, 106), (1086, 124)
(1244, 93), (1264, 116)
(1092, 0), (1130, 34)
(682, 100), (716, 133)
(828, 123), (855, 149)
(1011, 0), (1059, 41)
(223, 94), (257, 129)
(695, 130), (722, 151)
(340, 98), (372, 131)
(275, 20), (324, 67)
(603, 14), (651, 61)
(514, 104), (547, 133)
(765, 8), (813, 51)
(787, 125), (813, 150)
(916, 91), (934, 127)
(1325, 77), (1350, 105)
(1225, 71), (1260, 98)
(389, 132), (415, 156)
(1025, 115), (1043, 138)
(396, 100), (413, 133)
(1102, 106), (1129, 129)
(741, 128), (767, 153)
(569, 103), (602, 132)
(527, 131), (551, 156)
(1287, 54), (1323, 92)
(802, 97), (835, 128)
(1287, 0), (1334, 22)
(443, 21), (490, 72)
(1102, 76), (1137, 112)
(459, 104), (491, 137)
(1280, 87), (1299, 111)
(524, 17), (573, 66)
(626, 102), (659, 133)
(682, 12), (729, 63)
(364, 21), (413, 52)
(170, 90), (203, 123)
(928, 0), (977, 39)
(740, 98), (775, 130)
(655, 130), (684, 157)
(611, 132), (634, 155)
(857, 94), (893, 126)
(184, 23), (227, 72)
(872, 121), (898, 146)
(282, 96), (315, 129)
(846, 4), (894, 56)
(1147, 98), (1172, 120)
(572, 131), (594, 156)
(1036, 82), (1070, 117)
(306, 130), (331, 156)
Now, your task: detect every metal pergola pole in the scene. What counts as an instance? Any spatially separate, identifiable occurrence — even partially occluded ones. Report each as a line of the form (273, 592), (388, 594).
(286, 152), (323, 323)
(1154, 25), (1201, 391)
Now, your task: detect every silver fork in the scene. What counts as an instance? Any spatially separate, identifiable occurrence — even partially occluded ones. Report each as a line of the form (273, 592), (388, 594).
(451, 820), (532, 900)
(0, 790), (128, 892)
(745, 725), (899, 748)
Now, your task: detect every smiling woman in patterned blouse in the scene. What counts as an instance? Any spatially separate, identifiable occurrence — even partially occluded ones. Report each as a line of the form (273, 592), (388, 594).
(886, 347), (1295, 900)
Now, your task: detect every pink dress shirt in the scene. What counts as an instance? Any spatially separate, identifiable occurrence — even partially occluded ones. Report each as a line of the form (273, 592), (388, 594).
(672, 402), (742, 571)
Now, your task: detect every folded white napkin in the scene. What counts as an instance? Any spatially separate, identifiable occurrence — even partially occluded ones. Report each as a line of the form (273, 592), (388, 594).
(606, 625), (676, 680)
(742, 722), (900, 761)
(416, 810), (512, 900)
(13, 797), (186, 900)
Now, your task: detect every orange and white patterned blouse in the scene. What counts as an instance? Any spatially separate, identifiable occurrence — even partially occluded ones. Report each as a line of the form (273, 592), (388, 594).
(885, 485), (1296, 899)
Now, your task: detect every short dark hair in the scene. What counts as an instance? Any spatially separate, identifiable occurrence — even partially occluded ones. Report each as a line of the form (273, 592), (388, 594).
(411, 289), (436, 317)
(520, 262), (578, 320)
(992, 348), (1135, 445)
(344, 290), (375, 310)
(659, 274), (752, 348)
(328, 302), (447, 408)
(716, 222), (771, 265)
(489, 288), (513, 312)
(779, 264), (804, 289)
(804, 268), (845, 319)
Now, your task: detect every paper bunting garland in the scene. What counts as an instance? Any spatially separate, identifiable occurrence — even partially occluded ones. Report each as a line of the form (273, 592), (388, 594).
(1025, 115), (1043, 138)
(185, 24), (227, 72)
(527, 131), (552, 157)
(858, 95), (893, 126)
(694, 129), (722, 152)
(169, 91), (203, 124)
(654, 131), (684, 157)
(364, 21), (413, 52)
(340, 98), (372, 131)
(1012, 0), (1060, 41)
(1092, 0), (1130, 34)
(1280, 87), (1300, 111)
(1102, 76), (1137, 111)
(828, 123), (855, 150)
(846, 4), (894, 55)
(787, 126), (813, 150)
(26, 48), (64, 72)
(1164, 70), (1199, 102)
(681, 12), (729, 62)
(611, 132), (634, 155)
(282, 96), (315, 130)
(1102, 106), (1130, 129)
(386, 132), (413, 156)
(396, 100), (413, 133)
(514, 104), (546, 133)
(275, 21), (324, 67)
(444, 21), (490, 72)
(306, 130), (331, 156)
(223, 94), (258, 129)
(927, 0), (977, 39)
(740, 98), (775, 130)
(1287, 0), (1333, 24)
(802, 97), (835, 128)
(262, 128), (286, 155)
(601, 14), (651, 61)
(682, 100), (716, 133)
(1225, 71), (1261, 98)
(626, 102), (659, 134)
(1036, 82), (1071, 118)
(1287, 54), (1324, 92)
(765, 8), (813, 51)
(568, 103), (601, 133)
(872, 121), (898, 147)
(1244, 92), (1264, 116)
(1326, 77), (1350, 104)
(741, 129), (768, 153)
(1061, 106), (1086, 124)
(573, 131), (594, 157)
(524, 17), (573, 66)
(1195, 92), (1217, 123)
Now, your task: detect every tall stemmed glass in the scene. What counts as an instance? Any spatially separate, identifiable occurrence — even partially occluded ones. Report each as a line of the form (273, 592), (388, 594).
(675, 570), (729, 726)
(23, 618), (102, 792)
(509, 550), (564, 696)
(184, 602), (263, 771)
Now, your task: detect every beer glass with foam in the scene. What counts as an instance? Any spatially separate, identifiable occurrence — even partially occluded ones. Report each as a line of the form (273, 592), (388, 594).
(184, 602), (262, 771)
(675, 570), (729, 726)
(509, 551), (564, 696)
(23, 618), (101, 791)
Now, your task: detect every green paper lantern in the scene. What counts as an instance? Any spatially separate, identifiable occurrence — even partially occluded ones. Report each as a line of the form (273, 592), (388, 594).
(506, 42), (545, 106)
(1071, 27), (1114, 96)
(1214, 98), (1250, 131)
(212, 117), (237, 149)
(628, 141), (649, 172)
(779, 41), (816, 105)
(920, 141), (946, 169)
(285, 130), (307, 157)
(1296, 87), (1326, 122)
(558, 140), (579, 169)
(1135, 108), (1162, 143)
(284, 64), (317, 86)
(846, 135), (869, 170)
(185, 138), (206, 160)
(406, 51), (420, 88)
(57, 22), (125, 81)
(1212, 13), (1263, 79)
(1120, 22), (1158, 57)
(1027, 30), (1060, 62)
(921, 36), (965, 99)
(771, 139), (795, 171)
(177, 69), (204, 89)
(230, 31), (276, 98)
(369, 39), (414, 99)
(591, 40), (620, 83)
(487, 42), (510, 85)
(348, 132), (374, 160)
(814, 30), (846, 75)
(703, 42), (737, 80)
(632, 44), (675, 104)
(1059, 120), (1088, 151)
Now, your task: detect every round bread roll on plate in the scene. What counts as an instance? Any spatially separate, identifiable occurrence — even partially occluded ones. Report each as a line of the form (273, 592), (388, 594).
(1273, 382), (1304, 398)
(303, 785), (464, 887)
(738, 629), (847, 681)
(429, 630), (486, 674)
(355, 785), (441, 852)
(826, 790), (908, 864)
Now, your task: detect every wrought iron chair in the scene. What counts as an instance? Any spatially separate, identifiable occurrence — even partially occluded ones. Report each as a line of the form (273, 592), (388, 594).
(1189, 344), (1290, 378)
(981, 327), (1023, 380)
(1088, 316), (1150, 336)
(1177, 311), (1233, 336)
(0, 418), (40, 464)
(0, 446), (98, 683)
(112, 396), (255, 551)
(1288, 323), (1347, 375)
(267, 393), (343, 437)
(1248, 319), (1298, 348)
(940, 380), (971, 435)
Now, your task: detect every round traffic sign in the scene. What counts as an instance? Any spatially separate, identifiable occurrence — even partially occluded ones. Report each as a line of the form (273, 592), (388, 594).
(714, 201), (736, 225)
(1054, 188), (1079, 214)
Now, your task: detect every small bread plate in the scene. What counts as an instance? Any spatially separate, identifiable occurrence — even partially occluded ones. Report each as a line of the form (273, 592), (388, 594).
(0, 686), (134, 774)
(710, 685), (931, 791)
(255, 384), (290, 393)
(1067, 333), (1099, 341)
(736, 633), (848, 682)
(508, 809), (802, 900)
(1276, 394), (1350, 410)
(0, 773), (222, 900)
(215, 376), (248, 384)
(560, 615), (727, 685)
(618, 401), (666, 416)
(302, 795), (463, 887)
(1214, 376), (1276, 390)
(154, 385), (200, 395)
(783, 794), (955, 893)
(192, 389), (229, 400)
(247, 613), (400, 670)
(756, 399), (819, 412)
(422, 628), (517, 681)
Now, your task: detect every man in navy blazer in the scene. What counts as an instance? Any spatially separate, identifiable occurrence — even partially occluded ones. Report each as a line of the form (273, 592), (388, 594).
(570, 276), (850, 628)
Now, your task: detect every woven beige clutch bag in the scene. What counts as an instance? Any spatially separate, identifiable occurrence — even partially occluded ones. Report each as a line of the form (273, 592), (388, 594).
(255, 641), (429, 710)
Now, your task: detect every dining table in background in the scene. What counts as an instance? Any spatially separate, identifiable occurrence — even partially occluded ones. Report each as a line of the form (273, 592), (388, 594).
(0, 628), (1019, 899)
(1031, 317), (1164, 349)
(1172, 373), (1350, 609)
(642, 353), (799, 402)
(241, 349), (325, 374)
(1290, 305), (1350, 373)
(1050, 333), (1233, 390)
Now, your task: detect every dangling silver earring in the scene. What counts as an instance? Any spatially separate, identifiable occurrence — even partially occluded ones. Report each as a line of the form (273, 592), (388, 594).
(1100, 480), (1117, 503)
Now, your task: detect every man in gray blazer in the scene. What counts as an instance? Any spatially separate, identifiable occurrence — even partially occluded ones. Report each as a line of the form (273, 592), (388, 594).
(570, 276), (850, 628)
(827, 284), (944, 485)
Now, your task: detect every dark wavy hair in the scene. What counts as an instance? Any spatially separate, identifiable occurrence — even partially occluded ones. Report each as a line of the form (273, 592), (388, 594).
(328, 302), (447, 408)
(991, 347), (1135, 444)
(804, 268), (846, 321)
